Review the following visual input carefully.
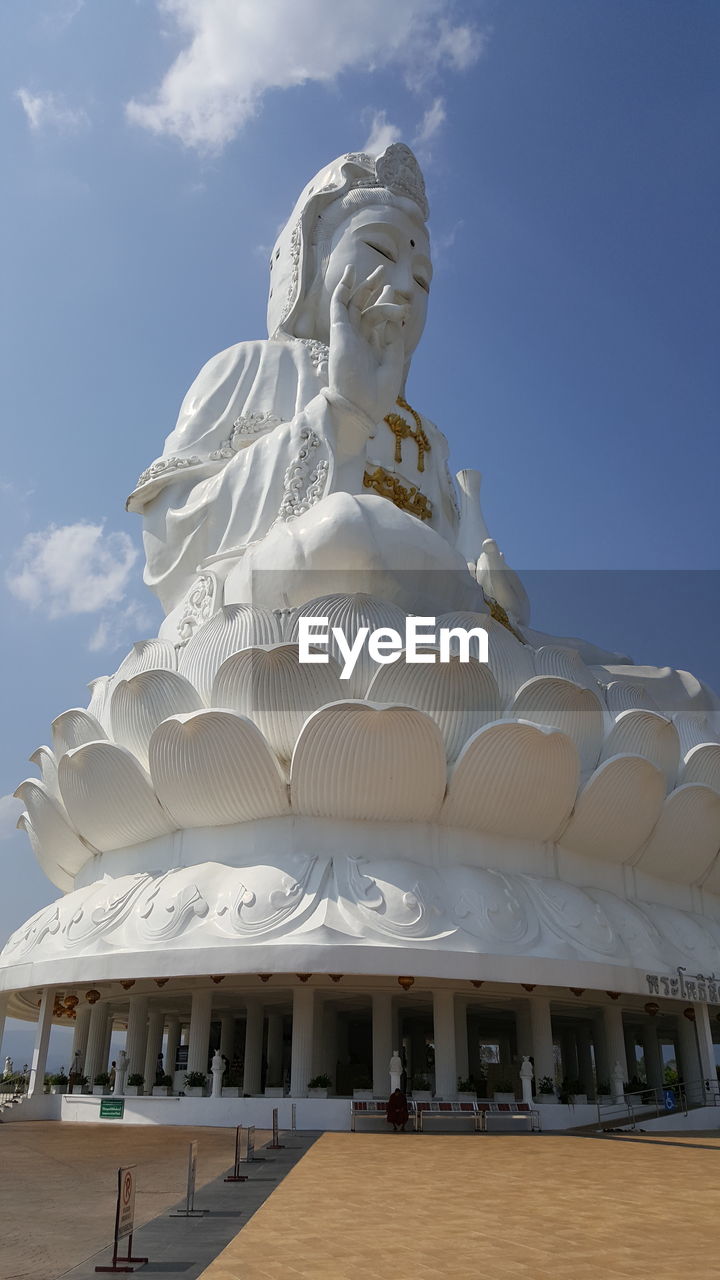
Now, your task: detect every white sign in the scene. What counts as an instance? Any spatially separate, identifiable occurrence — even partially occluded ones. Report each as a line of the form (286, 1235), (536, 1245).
(117, 1165), (136, 1241)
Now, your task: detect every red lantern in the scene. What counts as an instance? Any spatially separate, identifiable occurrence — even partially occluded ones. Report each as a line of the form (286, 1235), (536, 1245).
(397, 976), (415, 991)
(644, 1002), (660, 1017)
(683, 1007), (696, 1022)
(85, 989), (101, 1004)
(329, 975), (343, 983)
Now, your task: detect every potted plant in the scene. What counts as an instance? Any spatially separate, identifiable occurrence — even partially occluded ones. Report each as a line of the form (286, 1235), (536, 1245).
(125, 1073), (144, 1096)
(560, 1077), (586, 1105)
(535, 1075), (556, 1103)
(72, 1075), (89, 1095)
(184, 1071), (207, 1097)
(152, 1074), (173, 1096)
(221, 1070), (243, 1098)
(93, 1071), (111, 1096)
(595, 1080), (612, 1103)
(48, 1071), (69, 1095)
(457, 1076), (477, 1102)
(410, 1073), (432, 1100)
(308, 1073), (331, 1098)
(493, 1077), (516, 1102)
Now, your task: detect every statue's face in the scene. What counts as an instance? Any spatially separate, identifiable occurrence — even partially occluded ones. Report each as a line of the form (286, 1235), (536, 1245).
(314, 200), (431, 357)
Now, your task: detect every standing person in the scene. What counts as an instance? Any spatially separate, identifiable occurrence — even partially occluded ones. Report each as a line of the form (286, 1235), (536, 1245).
(386, 1088), (409, 1132)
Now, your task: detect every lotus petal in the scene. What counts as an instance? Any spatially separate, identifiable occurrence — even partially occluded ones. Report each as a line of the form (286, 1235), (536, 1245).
(16, 813), (73, 892)
(211, 645), (345, 763)
(635, 785), (720, 884)
(511, 676), (603, 774)
(58, 742), (176, 851)
(86, 675), (114, 734)
(367, 655), (501, 762)
(28, 746), (61, 802)
(110, 669), (203, 764)
(178, 604), (283, 702)
(599, 709), (680, 790)
(559, 755), (666, 862)
(605, 680), (660, 718)
(52, 709), (107, 757)
(534, 645), (600, 693)
(681, 743), (720, 794)
(291, 702), (446, 821)
(289, 594), (408, 698)
(674, 711), (720, 756)
(441, 720), (579, 838)
(437, 611), (534, 708)
(149, 709), (289, 827)
(115, 638), (177, 681)
(14, 778), (94, 879)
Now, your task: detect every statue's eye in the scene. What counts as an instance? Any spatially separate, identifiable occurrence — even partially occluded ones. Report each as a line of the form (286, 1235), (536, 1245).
(366, 241), (396, 263)
(414, 276), (430, 293)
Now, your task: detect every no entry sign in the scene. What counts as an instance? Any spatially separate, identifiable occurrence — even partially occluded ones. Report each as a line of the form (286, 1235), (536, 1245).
(118, 1166), (136, 1240)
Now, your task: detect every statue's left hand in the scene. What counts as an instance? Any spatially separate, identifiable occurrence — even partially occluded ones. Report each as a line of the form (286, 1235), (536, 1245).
(328, 264), (407, 425)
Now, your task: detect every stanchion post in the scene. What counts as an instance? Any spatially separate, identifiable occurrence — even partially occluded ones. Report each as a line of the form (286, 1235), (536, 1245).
(225, 1125), (249, 1182)
(291, 1102), (297, 1132)
(169, 1141), (209, 1217)
(95, 1165), (148, 1273)
(268, 1105), (285, 1149)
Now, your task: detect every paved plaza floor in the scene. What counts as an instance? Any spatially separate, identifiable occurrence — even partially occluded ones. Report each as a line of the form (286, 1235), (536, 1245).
(2, 1124), (720, 1280)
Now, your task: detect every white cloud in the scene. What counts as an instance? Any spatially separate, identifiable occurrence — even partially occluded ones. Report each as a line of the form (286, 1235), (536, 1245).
(414, 96), (447, 148)
(0, 796), (23, 841)
(127, 0), (486, 152)
(16, 88), (89, 134)
(6, 522), (138, 619)
(362, 110), (402, 157)
(88, 600), (156, 654)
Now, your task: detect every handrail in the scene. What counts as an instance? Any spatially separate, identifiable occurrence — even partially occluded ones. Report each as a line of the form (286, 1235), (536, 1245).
(596, 1077), (719, 1129)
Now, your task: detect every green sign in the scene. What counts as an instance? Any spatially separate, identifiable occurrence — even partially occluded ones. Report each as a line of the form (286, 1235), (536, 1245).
(100, 1098), (125, 1119)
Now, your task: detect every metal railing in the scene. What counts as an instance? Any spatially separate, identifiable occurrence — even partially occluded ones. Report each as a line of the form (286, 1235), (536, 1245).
(595, 1077), (720, 1130)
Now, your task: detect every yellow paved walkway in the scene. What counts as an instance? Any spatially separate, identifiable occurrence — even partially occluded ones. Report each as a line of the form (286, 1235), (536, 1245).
(200, 1131), (720, 1280)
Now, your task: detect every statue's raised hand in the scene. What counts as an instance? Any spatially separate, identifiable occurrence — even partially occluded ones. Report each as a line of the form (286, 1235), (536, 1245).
(328, 265), (407, 426)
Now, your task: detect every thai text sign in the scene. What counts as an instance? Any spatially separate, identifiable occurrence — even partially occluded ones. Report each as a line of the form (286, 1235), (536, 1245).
(100, 1098), (125, 1119)
(645, 973), (718, 1003)
(117, 1166), (136, 1241)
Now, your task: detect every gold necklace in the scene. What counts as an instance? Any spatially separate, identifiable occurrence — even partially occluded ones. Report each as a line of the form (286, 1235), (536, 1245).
(384, 396), (431, 473)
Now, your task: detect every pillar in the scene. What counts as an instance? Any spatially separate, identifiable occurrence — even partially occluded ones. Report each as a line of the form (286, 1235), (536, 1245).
(624, 1026), (638, 1080)
(290, 986), (315, 1097)
(372, 992), (393, 1094)
(515, 1005), (533, 1060)
(0, 993), (7, 1062)
(187, 989), (212, 1076)
(125, 995), (149, 1079)
(432, 989), (457, 1098)
(694, 1003), (719, 1094)
(601, 1005), (629, 1085)
(143, 1007), (165, 1088)
(84, 1002), (110, 1085)
(454, 998), (469, 1083)
(266, 1012), (284, 1085)
(102, 1015), (113, 1075)
(577, 1024), (595, 1096)
(243, 999), (263, 1094)
(71, 1004), (91, 1072)
(529, 998), (555, 1084)
(165, 1017), (180, 1075)
(28, 988), (55, 1098)
(641, 1022), (663, 1090)
(468, 1015), (482, 1081)
(676, 1010), (701, 1085)
(219, 1016), (235, 1063)
(320, 1006), (338, 1084)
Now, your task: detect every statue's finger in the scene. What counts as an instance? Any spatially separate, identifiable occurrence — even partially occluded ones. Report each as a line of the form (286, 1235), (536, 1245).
(330, 265), (356, 324)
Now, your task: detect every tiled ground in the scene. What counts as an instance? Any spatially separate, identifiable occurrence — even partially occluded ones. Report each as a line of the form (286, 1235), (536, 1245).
(198, 1130), (720, 1280)
(0, 1121), (269, 1280)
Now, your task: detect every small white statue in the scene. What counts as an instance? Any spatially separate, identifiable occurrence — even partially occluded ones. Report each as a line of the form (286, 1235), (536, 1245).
(389, 1049), (403, 1093)
(520, 1055), (534, 1105)
(211, 1049), (224, 1099)
(114, 1049), (128, 1096)
(3, 1056), (12, 1078)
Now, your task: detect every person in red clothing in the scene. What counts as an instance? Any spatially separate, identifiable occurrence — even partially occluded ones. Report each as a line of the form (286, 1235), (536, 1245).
(386, 1088), (409, 1132)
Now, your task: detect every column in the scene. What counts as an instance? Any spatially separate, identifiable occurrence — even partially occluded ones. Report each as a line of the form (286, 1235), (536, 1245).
(320, 1006), (338, 1084)
(290, 985), (315, 1097)
(28, 988), (55, 1098)
(372, 992), (393, 1094)
(102, 1015), (114, 1076)
(577, 1024), (595, 1096)
(641, 1022), (663, 1090)
(624, 1026), (638, 1080)
(529, 997), (555, 1084)
(514, 1005), (533, 1060)
(219, 1016), (235, 1063)
(243, 999), (263, 1095)
(266, 1012), (284, 1086)
(676, 1011), (701, 1085)
(84, 1002), (110, 1085)
(187, 989), (212, 1076)
(467, 1015), (482, 1081)
(165, 1017), (180, 1075)
(432, 989), (457, 1098)
(601, 1005), (629, 1085)
(125, 995), (149, 1079)
(694, 1003), (719, 1095)
(0, 994), (8, 1064)
(143, 1007), (165, 1088)
(71, 1004), (91, 1073)
(454, 998), (469, 1083)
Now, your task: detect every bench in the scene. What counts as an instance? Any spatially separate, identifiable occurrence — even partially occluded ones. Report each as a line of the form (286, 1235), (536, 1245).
(350, 1098), (416, 1130)
(415, 1100), (480, 1132)
(477, 1101), (541, 1132)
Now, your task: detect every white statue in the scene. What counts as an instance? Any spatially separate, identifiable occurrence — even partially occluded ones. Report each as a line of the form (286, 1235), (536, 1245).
(129, 144), (528, 636)
(519, 1055), (534, 1105)
(114, 1049), (128, 1096)
(3, 1056), (12, 1078)
(389, 1049), (403, 1093)
(612, 1059), (625, 1105)
(211, 1049), (224, 1099)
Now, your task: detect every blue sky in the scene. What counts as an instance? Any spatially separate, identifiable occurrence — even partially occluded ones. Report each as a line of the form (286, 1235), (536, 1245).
(0, 0), (718, 1064)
